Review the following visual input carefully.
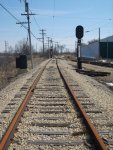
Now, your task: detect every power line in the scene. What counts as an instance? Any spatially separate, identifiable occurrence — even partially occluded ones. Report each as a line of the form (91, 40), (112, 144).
(53, 0), (56, 17)
(19, 0), (41, 30)
(51, 0), (56, 38)
(0, 1), (40, 42)
(1, 0), (54, 49)
(28, 7), (41, 30)
(0, 2), (21, 23)
(32, 15), (41, 30)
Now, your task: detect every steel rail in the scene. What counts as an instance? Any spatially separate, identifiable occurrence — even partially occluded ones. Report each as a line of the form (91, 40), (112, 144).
(56, 60), (107, 150)
(0, 60), (50, 150)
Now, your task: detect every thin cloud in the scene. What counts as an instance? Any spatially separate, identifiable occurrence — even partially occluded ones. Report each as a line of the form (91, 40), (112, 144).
(31, 9), (73, 17)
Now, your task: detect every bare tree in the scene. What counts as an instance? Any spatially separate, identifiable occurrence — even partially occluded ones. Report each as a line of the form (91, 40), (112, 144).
(88, 39), (98, 44)
(15, 39), (30, 55)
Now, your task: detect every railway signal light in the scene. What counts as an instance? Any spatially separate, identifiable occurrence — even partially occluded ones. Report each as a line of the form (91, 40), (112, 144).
(76, 25), (84, 39)
(75, 25), (84, 70)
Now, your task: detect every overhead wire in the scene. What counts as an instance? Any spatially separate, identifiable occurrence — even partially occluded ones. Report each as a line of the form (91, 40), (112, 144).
(19, 0), (41, 30)
(20, 0), (48, 44)
(0, 1), (41, 42)
(52, 0), (55, 38)
(0, 2), (22, 24)
(20, 1), (53, 44)
(29, 9), (42, 30)
(18, 0), (70, 46)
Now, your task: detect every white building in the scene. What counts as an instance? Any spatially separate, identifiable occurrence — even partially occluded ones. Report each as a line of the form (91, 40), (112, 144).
(81, 35), (113, 59)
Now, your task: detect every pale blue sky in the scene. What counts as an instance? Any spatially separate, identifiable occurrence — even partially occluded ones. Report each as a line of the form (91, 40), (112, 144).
(0, 0), (113, 52)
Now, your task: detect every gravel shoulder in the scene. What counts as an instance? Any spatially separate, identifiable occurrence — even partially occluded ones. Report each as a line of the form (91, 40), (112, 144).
(60, 59), (113, 120)
(83, 62), (113, 84)
(68, 60), (113, 83)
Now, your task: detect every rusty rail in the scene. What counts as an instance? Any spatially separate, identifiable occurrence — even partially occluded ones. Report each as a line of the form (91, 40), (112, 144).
(56, 60), (107, 150)
(0, 60), (50, 150)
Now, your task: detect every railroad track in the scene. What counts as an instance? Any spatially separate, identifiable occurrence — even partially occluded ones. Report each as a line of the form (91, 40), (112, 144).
(82, 60), (113, 68)
(0, 58), (112, 150)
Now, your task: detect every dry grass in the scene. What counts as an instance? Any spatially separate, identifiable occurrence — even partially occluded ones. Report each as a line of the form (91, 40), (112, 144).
(0, 55), (47, 90)
(0, 55), (17, 89)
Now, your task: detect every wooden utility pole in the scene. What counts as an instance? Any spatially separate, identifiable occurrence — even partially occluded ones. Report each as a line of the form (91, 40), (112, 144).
(47, 37), (50, 58)
(40, 29), (46, 54)
(56, 42), (59, 54)
(21, 1), (35, 69)
(98, 27), (100, 58)
(5, 41), (8, 53)
(47, 37), (50, 50)
(50, 38), (53, 58)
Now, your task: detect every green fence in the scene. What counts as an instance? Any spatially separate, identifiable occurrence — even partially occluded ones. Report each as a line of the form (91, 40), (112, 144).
(100, 42), (113, 59)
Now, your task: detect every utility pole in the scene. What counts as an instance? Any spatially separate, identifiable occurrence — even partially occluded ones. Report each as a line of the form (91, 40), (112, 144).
(21, 1), (35, 69)
(47, 37), (50, 58)
(56, 42), (59, 54)
(36, 44), (37, 52)
(40, 29), (46, 54)
(47, 37), (50, 50)
(50, 39), (53, 48)
(50, 38), (53, 58)
(5, 41), (8, 53)
(99, 27), (100, 43)
(99, 27), (100, 58)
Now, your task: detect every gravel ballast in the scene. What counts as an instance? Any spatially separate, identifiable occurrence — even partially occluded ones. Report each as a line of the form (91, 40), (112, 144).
(0, 59), (48, 114)
(60, 59), (113, 120)
(0, 58), (113, 149)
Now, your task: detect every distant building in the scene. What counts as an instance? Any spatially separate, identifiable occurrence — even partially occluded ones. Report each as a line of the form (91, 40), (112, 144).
(81, 35), (113, 59)
(101, 36), (113, 42)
